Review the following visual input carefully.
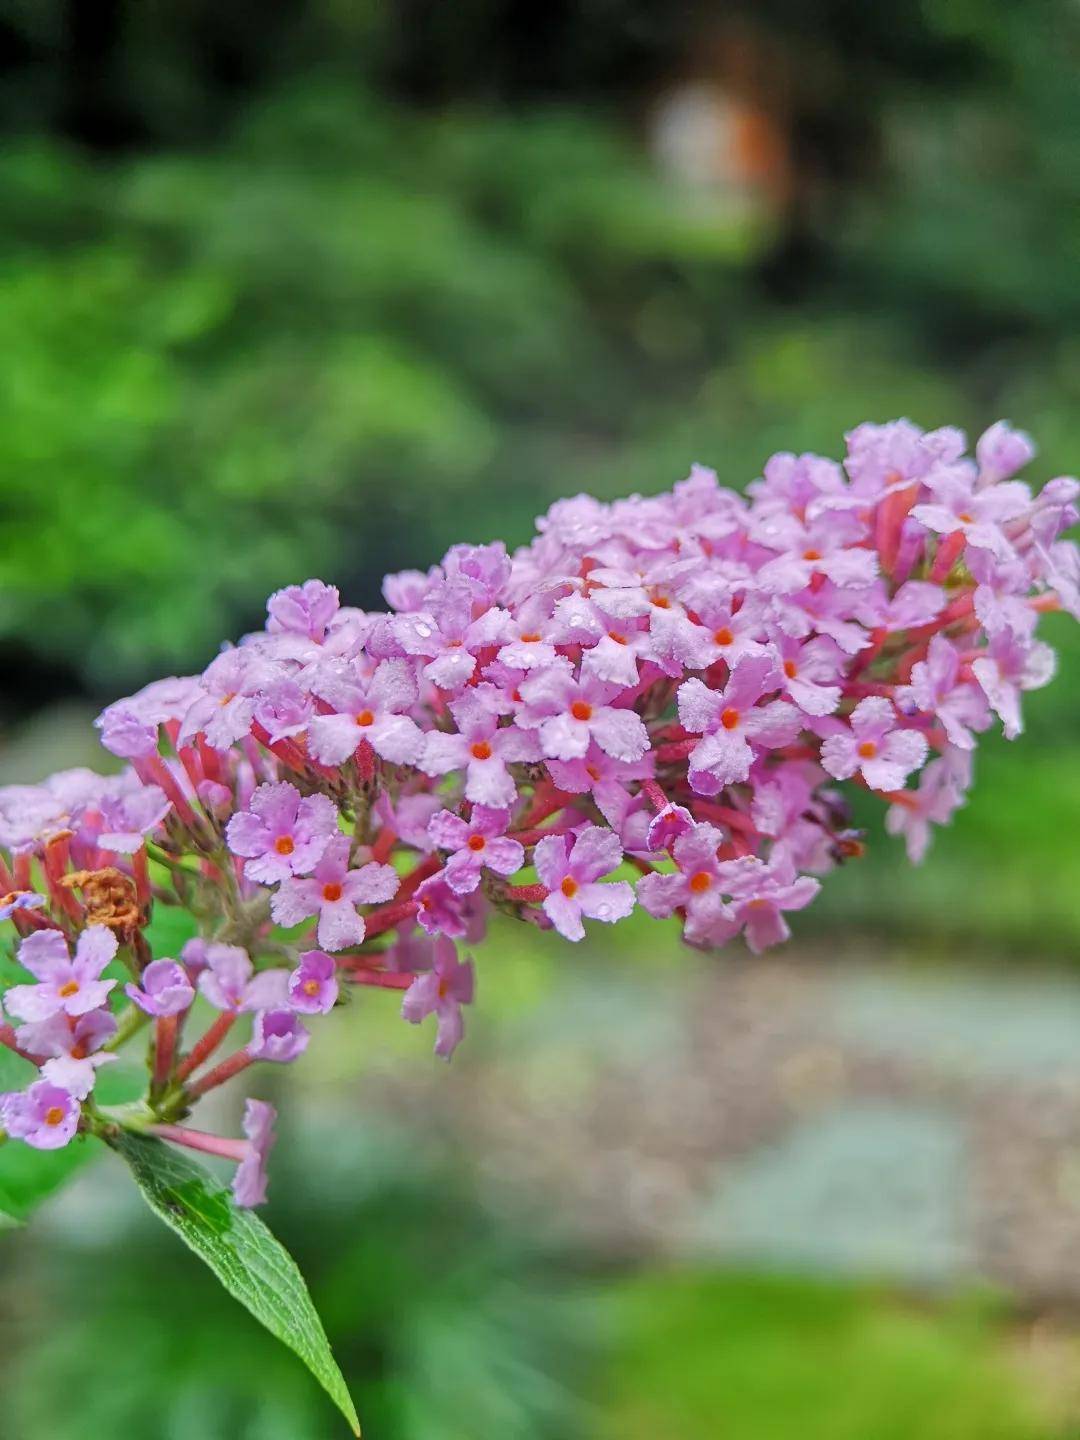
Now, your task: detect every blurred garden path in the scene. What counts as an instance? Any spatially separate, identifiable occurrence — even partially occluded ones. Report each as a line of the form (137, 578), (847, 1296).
(357, 943), (1080, 1304)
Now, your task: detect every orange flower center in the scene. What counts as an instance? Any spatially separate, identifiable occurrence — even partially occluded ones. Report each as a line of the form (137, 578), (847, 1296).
(570, 701), (593, 722)
(586, 763), (601, 782)
(803, 548), (822, 562)
(713, 627), (734, 647)
(301, 978), (320, 997)
(470, 740), (492, 761)
(58, 980), (79, 998)
(720, 707), (740, 731)
(783, 660), (797, 679)
(70, 1042), (88, 1060)
(355, 709), (375, 727)
(857, 740), (878, 759)
(44, 1106), (66, 1127)
(688, 871), (712, 894)
(651, 595), (671, 610)
(608, 631), (627, 645)
(467, 834), (486, 852)
(560, 876), (579, 898)
(957, 512), (974, 524)
(520, 632), (542, 643)
(322, 882), (343, 902)
(274, 835), (295, 856)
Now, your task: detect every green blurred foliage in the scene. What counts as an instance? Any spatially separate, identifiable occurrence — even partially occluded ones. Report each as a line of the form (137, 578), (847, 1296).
(2, 1123), (592, 1440)
(0, 2), (1077, 694)
(603, 1271), (1067, 1439)
(0, 82), (752, 686)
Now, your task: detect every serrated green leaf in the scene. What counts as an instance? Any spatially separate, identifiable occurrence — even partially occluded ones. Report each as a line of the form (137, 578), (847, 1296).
(109, 1129), (360, 1435)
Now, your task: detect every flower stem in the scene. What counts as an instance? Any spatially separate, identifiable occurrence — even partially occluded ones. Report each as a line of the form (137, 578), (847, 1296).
(344, 966), (414, 990)
(186, 1048), (253, 1099)
(363, 897), (419, 940)
(175, 1012), (236, 1082)
(503, 882), (548, 903)
(152, 1014), (179, 1092)
(150, 1122), (246, 1162)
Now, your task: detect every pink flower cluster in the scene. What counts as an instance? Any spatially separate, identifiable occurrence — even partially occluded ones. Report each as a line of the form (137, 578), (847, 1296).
(1, 419), (1075, 1204)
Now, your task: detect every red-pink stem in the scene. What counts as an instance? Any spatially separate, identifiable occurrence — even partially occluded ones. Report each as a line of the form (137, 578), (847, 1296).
(1030, 592), (1062, 614)
(693, 801), (758, 836)
(186, 1048), (253, 1099)
(657, 739), (697, 761)
(0, 1023), (42, 1065)
(642, 779), (670, 813)
(150, 1123), (246, 1162)
(175, 1012), (236, 1083)
(503, 882), (549, 903)
(363, 898), (419, 941)
(132, 847), (151, 908)
(396, 855), (442, 900)
(346, 967), (415, 990)
(44, 834), (82, 922)
(930, 530), (966, 584)
(137, 754), (197, 827)
(153, 1014), (178, 1091)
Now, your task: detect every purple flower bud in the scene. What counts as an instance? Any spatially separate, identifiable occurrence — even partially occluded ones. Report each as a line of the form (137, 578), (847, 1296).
(645, 803), (695, 853)
(125, 959), (195, 1018)
(0, 890), (46, 922)
(232, 1099), (277, 1208)
(248, 1009), (309, 1064)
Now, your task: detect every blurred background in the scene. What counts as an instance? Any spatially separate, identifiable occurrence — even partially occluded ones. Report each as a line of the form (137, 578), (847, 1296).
(2, 1), (1080, 1435)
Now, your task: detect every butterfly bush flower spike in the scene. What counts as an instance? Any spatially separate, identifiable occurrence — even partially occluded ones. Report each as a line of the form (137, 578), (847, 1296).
(0, 415), (1071, 1223)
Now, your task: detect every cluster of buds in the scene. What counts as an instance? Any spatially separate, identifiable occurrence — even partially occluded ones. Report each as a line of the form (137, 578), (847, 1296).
(0, 419), (1075, 1205)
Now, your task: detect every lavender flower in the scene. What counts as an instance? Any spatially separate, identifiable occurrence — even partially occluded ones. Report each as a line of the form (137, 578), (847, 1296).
(820, 698), (930, 792)
(287, 951), (339, 1015)
(427, 805), (525, 894)
(5, 927), (117, 1023)
(1, 1080), (80, 1149)
(270, 834), (398, 951)
(400, 938), (474, 1058)
(197, 945), (289, 1013)
(225, 781), (339, 884)
(533, 826), (635, 942)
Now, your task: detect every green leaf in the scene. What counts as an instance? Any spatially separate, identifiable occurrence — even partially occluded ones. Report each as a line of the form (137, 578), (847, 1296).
(144, 902), (197, 958)
(0, 1047), (101, 1224)
(109, 1129), (360, 1435)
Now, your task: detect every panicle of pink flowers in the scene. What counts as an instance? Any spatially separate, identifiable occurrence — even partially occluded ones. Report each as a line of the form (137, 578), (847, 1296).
(0, 419), (1076, 1206)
